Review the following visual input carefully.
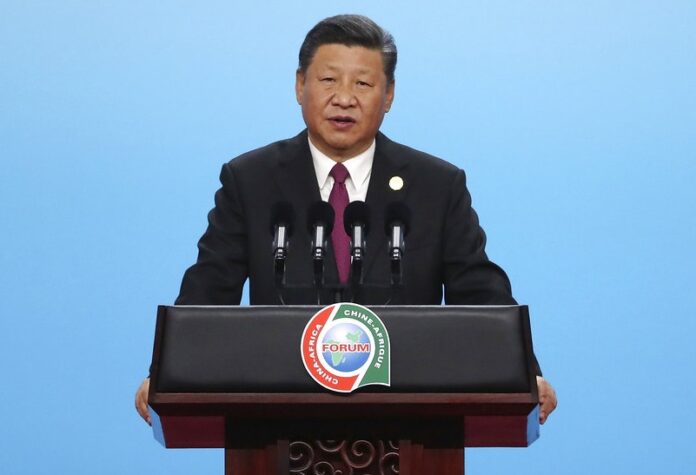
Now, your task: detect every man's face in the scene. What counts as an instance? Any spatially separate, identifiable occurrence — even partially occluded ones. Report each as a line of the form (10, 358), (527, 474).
(295, 43), (395, 161)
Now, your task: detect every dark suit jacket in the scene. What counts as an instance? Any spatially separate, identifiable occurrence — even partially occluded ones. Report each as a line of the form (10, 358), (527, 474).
(175, 130), (517, 307)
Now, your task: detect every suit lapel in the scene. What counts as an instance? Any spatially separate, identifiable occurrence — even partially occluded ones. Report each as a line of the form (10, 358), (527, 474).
(272, 130), (322, 208)
(363, 133), (411, 281)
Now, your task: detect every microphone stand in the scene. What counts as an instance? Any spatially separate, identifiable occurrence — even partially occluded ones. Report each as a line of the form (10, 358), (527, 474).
(273, 227), (288, 305)
(312, 245), (325, 305)
(350, 259), (363, 304)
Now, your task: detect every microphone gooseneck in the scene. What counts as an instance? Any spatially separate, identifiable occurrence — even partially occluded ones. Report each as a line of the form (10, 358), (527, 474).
(344, 201), (370, 287)
(385, 202), (411, 286)
(307, 201), (335, 293)
(270, 202), (295, 291)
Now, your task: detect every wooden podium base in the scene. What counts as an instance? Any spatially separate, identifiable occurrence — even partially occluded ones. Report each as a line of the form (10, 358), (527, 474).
(153, 393), (538, 475)
(224, 420), (466, 475)
(225, 440), (465, 475)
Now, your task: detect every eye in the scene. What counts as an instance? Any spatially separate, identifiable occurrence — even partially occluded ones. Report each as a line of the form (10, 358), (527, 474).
(356, 80), (372, 87)
(320, 77), (336, 83)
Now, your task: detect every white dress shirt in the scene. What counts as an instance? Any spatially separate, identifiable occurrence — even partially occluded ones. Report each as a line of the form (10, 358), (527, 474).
(308, 137), (375, 202)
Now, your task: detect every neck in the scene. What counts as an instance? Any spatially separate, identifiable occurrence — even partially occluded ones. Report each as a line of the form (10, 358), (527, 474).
(307, 134), (375, 162)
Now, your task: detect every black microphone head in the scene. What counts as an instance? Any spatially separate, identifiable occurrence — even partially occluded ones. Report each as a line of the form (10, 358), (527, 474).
(344, 201), (370, 235)
(269, 201), (295, 236)
(306, 201), (335, 234)
(385, 202), (411, 236)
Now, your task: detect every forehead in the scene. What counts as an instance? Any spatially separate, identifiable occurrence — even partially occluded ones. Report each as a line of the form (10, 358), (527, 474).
(308, 43), (384, 75)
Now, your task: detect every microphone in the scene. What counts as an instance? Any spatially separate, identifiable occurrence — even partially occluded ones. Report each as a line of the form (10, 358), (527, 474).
(385, 202), (411, 285)
(344, 201), (370, 285)
(270, 202), (295, 286)
(307, 201), (335, 287)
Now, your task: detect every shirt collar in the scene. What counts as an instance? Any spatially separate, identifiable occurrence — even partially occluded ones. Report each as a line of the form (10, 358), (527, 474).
(308, 137), (375, 191)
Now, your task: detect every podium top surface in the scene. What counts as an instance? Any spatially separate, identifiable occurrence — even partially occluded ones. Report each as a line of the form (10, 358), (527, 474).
(151, 305), (536, 395)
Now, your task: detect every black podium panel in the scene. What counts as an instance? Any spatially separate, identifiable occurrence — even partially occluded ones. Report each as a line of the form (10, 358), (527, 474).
(153, 305), (534, 393)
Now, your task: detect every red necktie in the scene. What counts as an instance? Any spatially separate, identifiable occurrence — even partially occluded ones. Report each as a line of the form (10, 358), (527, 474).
(329, 163), (350, 284)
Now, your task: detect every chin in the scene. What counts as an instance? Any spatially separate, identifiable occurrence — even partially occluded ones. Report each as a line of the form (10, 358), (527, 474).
(324, 138), (354, 151)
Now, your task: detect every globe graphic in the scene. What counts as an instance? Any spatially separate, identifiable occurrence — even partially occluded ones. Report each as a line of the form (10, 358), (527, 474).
(321, 322), (371, 372)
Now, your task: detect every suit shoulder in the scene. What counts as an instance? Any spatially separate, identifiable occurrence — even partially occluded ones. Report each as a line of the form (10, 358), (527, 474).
(224, 132), (306, 171)
(380, 135), (463, 177)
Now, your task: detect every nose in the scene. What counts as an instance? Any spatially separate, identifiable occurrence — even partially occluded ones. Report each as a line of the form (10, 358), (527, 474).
(331, 82), (357, 108)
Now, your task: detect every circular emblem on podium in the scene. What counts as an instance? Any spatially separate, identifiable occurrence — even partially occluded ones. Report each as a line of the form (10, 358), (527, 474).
(300, 303), (391, 393)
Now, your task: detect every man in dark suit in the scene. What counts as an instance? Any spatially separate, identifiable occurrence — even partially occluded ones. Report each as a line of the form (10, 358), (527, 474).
(173, 129), (517, 307)
(136, 14), (556, 424)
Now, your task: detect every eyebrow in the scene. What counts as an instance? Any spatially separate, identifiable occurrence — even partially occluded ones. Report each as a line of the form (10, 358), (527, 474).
(322, 64), (376, 75)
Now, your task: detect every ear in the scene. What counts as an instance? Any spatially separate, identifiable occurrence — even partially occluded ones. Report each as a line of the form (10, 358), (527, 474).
(384, 81), (395, 113)
(295, 69), (305, 105)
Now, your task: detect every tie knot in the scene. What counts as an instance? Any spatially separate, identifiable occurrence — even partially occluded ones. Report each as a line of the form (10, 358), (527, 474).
(330, 163), (349, 184)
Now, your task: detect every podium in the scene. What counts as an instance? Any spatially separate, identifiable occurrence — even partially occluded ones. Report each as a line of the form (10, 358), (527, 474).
(148, 305), (540, 474)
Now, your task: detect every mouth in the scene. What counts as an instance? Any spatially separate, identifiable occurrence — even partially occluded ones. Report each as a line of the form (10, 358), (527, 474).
(328, 116), (357, 127)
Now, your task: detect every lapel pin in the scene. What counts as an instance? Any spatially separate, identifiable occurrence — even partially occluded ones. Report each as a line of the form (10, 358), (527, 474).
(389, 176), (404, 191)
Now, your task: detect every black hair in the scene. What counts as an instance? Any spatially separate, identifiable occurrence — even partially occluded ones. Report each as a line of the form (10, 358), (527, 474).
(298, 14), (397, 84)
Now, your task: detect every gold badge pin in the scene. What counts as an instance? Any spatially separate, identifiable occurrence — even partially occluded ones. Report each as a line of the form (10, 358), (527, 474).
(389, 176), (404, 191)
